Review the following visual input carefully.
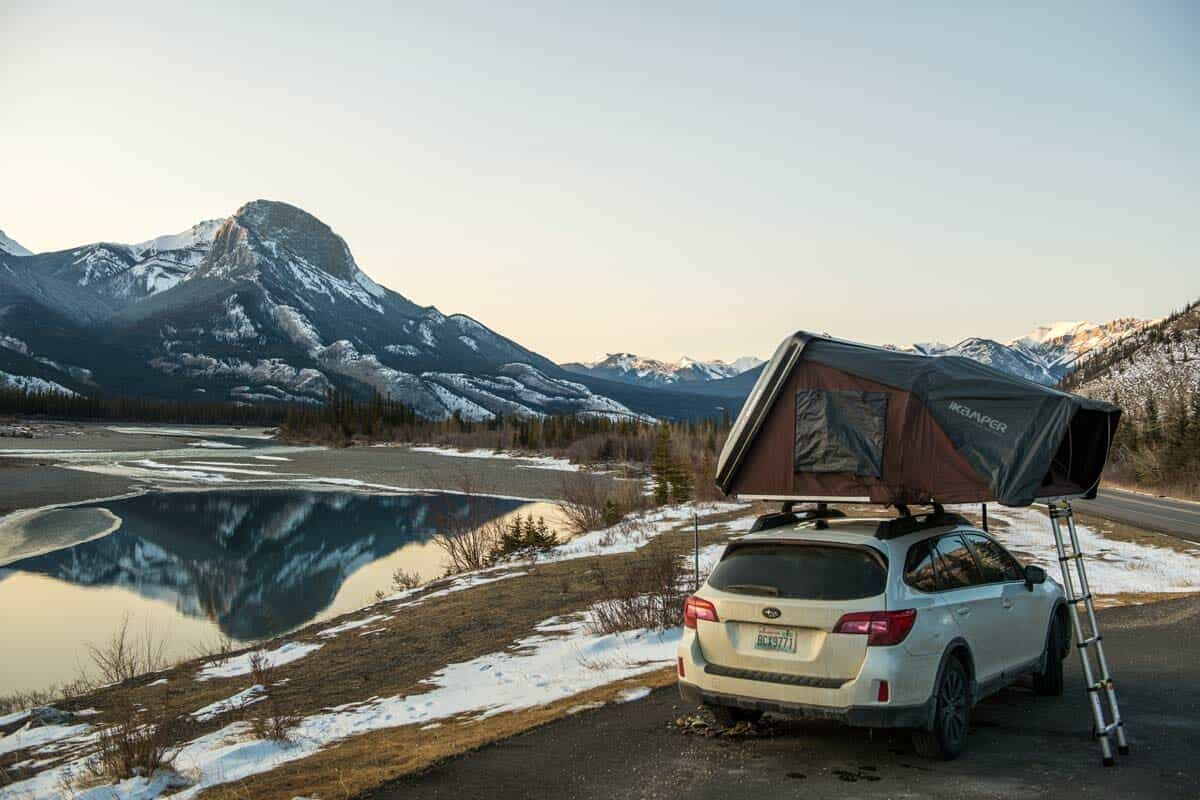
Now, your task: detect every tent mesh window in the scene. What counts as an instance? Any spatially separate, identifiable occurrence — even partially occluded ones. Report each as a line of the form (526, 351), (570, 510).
(793, 389), (888, 477)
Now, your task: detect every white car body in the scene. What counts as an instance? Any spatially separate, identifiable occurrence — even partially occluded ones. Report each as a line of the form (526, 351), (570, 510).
(677, 516), (1066, 734)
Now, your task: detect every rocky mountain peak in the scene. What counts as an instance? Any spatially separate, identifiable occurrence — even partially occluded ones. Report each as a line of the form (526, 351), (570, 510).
(230, 199), (359, 283)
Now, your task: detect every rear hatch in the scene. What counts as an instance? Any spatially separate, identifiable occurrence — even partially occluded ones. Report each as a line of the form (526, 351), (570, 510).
(696, 541), (887, 683)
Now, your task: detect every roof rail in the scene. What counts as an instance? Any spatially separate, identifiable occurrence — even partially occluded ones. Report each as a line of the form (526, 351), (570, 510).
(874, 510), (969, 540)
(749, 502), (847, 533)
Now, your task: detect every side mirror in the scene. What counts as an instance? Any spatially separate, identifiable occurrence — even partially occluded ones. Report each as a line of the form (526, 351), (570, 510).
(1024, 564), (1046, 590)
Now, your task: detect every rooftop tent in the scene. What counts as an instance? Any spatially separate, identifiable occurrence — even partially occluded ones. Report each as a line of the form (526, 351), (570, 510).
(715, 332), (1121, 507)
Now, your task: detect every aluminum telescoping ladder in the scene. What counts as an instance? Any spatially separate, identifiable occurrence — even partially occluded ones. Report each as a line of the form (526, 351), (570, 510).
(1047, 500), (1130, 766)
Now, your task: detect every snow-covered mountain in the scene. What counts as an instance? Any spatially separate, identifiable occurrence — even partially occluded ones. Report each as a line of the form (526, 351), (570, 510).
(1064, 302), (1200, 416)
(562, 353), (764, 388)
(0, 201), (739, 420)
(0, 229), (32, 257)
(893, 319), (1152, 386)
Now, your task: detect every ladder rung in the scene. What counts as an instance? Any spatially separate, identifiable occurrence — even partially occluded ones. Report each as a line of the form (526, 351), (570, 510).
(1068, 594), (1093, 605)
(1086, 679), (1115, 693)
(1058, 553), (1083, 562)
(1096, 721), (1123, 735)
(1077, 635), (1103, 649)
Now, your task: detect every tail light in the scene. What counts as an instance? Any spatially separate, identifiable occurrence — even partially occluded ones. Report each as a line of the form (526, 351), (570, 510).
(832, 609), (917, 646)
(683, 595), (719, 629)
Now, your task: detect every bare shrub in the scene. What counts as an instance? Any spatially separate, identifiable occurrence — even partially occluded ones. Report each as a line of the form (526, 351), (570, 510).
(84, 614), (170, 686)
(245, 652), (299, 742)
(390, 568), (422, 592)
(557, 473), (646, 535)
(432, 515), (506, 574)
(586, 547), (688, 635)
(89, 701), (183, 782)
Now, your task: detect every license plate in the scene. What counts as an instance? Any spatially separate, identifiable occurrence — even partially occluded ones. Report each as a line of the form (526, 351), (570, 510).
(754, 625), (797, 654)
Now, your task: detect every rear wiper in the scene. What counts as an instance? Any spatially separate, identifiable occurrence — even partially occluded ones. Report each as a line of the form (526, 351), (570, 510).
(722, 583), (780, 597)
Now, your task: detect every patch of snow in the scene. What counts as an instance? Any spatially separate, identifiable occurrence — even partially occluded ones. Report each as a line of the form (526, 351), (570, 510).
(458, 335), (479, 352)
(615, 686), (652, 703)
(186, 440), (244, 449)
(318, 614), (387, 638)
(191, 686), (266, 722)
(197, 642), (323, 681)
(0, 333), (30, 355)
(384, 344), (420, 357)
(0, 722), (92, 757)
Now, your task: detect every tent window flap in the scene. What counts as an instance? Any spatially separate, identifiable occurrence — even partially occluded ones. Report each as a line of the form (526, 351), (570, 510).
(794, 389), (887, 476)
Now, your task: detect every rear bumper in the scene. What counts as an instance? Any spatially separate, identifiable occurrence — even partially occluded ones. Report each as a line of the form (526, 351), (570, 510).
(676, 626), (940, 730)
(678, 680), (934, 729)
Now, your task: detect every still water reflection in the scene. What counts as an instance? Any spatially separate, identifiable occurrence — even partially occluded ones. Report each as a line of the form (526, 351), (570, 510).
(0, 489), (556, 694)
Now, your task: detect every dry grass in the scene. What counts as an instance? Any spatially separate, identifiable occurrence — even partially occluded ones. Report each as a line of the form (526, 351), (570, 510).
(245, 653), (299, 743)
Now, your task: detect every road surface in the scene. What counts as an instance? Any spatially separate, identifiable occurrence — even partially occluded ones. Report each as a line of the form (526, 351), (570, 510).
(1080, 488), (1200, 543)
(361, 595), (1200, 800)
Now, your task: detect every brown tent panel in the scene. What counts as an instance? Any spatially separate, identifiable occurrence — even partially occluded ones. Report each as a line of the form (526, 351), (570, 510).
(716, 332), (1121, 507)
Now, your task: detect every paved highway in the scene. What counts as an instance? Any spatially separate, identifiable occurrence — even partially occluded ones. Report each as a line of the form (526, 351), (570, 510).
(1079, 487), (1200, 543)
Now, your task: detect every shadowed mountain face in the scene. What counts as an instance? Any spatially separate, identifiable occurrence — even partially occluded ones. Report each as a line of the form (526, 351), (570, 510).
(3, 490), (525, 640)
(0, 200), (741, 421)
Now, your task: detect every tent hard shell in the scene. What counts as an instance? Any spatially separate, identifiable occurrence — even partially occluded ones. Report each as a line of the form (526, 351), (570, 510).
(716, 332), (1121, 508)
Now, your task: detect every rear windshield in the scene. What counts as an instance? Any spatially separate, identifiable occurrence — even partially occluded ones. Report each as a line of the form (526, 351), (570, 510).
(707, 543), (887, 600)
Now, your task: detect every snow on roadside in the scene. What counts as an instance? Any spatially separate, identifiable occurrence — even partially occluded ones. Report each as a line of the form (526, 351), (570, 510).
(197, 642), (323, 681)
(981, 506), (1200, 595)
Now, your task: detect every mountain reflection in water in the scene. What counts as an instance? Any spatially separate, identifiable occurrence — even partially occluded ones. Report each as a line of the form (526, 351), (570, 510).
(6, 490), (526, 640)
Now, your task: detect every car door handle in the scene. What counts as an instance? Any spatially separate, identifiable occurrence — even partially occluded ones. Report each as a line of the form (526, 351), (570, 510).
(955, 607), (971, 617)
(1001, 598), (1013, 610)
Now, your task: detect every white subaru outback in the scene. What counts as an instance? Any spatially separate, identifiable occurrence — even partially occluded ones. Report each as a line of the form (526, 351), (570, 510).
(677, 511), (1069, 759)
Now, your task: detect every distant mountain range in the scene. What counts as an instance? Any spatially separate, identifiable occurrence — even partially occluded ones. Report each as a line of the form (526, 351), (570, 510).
(0, 200), (736, 421)
(895, 319), (1154, 386)
(1064, 300), (1200, 418)
(561, 353), (764, 388)
(0, 203), (1177, 421)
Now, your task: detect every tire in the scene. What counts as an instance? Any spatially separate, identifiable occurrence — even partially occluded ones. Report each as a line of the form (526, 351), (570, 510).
(709, 704), (763, 728)
(912, 657), (970, 760)
(1033, 614), (1066, 697)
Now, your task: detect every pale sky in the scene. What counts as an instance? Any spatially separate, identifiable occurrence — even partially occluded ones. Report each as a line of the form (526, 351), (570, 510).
(2, 1), (1197, 364)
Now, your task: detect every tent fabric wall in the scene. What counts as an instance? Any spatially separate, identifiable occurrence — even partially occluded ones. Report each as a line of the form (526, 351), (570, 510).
(716, 332), (1121, 508)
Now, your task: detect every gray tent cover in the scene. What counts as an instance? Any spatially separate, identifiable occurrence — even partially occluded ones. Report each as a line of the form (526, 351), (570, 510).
(716, 332), (1121, 507)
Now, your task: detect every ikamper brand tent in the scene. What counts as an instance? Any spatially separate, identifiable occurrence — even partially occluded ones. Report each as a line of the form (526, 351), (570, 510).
(716, 332), (1121, 508)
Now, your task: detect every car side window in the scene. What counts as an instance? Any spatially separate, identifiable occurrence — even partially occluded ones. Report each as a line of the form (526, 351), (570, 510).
(903, 539), (940, 593)
(965, 533), (1024, 582)
(932, 534), (983, 589)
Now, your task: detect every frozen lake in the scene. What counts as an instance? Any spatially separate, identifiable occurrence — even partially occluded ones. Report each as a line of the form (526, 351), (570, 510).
(0, 489), (562, 695)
